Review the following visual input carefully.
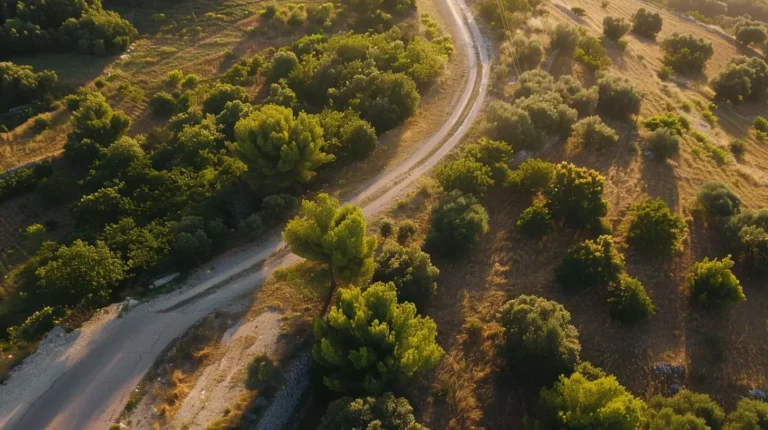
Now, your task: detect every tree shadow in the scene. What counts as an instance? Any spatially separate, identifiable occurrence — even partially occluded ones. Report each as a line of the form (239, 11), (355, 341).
(640, 157), (681, 212)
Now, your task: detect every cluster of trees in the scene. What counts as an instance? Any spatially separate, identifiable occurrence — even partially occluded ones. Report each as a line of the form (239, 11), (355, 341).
(0, 62), (59, 129)
(711, 56), (768, 103)
(661, 33), (715, 74)
(0, 0), (138, 56)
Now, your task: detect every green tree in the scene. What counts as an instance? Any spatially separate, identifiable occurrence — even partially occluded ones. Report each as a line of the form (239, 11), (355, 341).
(233, 104), (333, 187)
(507, 158), (555, 195)
(631, 8), (663, 39)
(724, 398), (768, 429)
(571, 116), (618, 150)
(648, 390), (726, 430)
(373, 243), (439, 310)
(597, 75), (643, 120)
(72, 186), (135, 231)
(425, 191), (489, 258)
(100, 218), (173, 271)
(555, 235), (625, 290)
(35, 240), (127, 306)
(461, 138), (513, 183)
(435, 158), (494, 197)
(283, 193), (377, 285)
(533, 363), (648, 429)
(318, 109), (377, 164)
(687, 256), (745, 308)
(517, 199), (554, 237)
(318, 393), (428, 430)
(626, 197), (688, 256)
(736, 26), (767, 46)
(313, 282), (444, 393)
(498, 295), (581, 385)
(550, 23), (581, 54)
(607, 275), (655, 322)
(202, 83), (251, 115)
(603, 16), (631, 41)
(544, 162), (608, 229)
(661, 33), (714, 74)
(698, 182), (741, 217)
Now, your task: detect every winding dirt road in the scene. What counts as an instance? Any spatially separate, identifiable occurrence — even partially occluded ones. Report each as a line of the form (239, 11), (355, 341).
(0, 0), (489, 428)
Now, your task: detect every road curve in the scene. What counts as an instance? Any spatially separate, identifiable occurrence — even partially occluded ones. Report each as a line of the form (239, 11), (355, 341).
(0, 0), (489, 428)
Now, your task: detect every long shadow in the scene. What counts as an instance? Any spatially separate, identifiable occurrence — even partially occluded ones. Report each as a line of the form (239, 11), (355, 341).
(639, 156), (681, 212)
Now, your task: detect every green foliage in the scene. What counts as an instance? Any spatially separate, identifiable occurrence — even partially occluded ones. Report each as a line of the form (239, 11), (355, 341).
(730, 139), (746, 156)
(533, 364), (648, 429)
(648, 390), (726, 430)
(571, 116), (618, 150)
(607, 276), (655, 322)
(498, 295), (581, 385)
(724, 398), (768, 429)
(710, 56), (768, 103)
(556, 235), (625, 290)
(245, 354), (281, 392)
(240, 213), (264, 240)
(379, 218), (395, 238)
(632, 8), (663, 39)
(72, 186), (135, 232)
(373, 243), (439, 310)
(32, 115), (51, 132)
(597, 75), (643, 119)
(698, 181), (741, 217)
(166, 70), (184, 87)
(149, 92), (178, 118)
(658, 66), (674, 81)
(313, 282), (443, 394)
(264, 81), (297, 108)
(317, 110), (377, 164)
(550, 23), (581, 54)
(396, 220), (418, 245)
(643, 113), (689, 135)
(260, 194), (299, 225)
(435, 158), (494, 197)
(461, 138), (513, 182)
(232, 104), (333, 187)
(0, 62), (58, 123)
(68, 97), (131, 147)
(101, 218), (172, 271)
(544, 162), (608, 229)
(268, 51), (299, 83)
(517, 199), (553, 237)
(35, 240), (127, 307)
(426, 191), (489, 258)
(501, 35), (544, 72)
(736, 26), (767, 46)
(0, 161), (53, 203)
(603, 16), (631, 41)
(661, 33), (714, 74)
(571, 7), (587, 16)
(508, 158), (555, 195)
(202, 83), (250, 115)
(283, 194), (377, 284)
(318, 393), (428, 430)
(575, 35), (612, 72)
(687, 256), (745, 308)
(6, 306), (60, 342)
(646, 128), (680, 160)
(626, 197), (687, 256)
(754, 116), (768, 133)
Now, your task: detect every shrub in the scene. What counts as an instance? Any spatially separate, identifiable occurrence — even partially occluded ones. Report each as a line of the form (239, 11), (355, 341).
(7, 306), (60, 342)
(317, 110), (377, 164)
(687, 256), (745, 308)
(508, 158), (555, 194)
(313, 283), (443, 393)
(597, 75), (642, 119)
(603, 16), (631, 41)
(260, 194), (298, 225)
(32, 115), (52, 132)
(268, 51), (299, 83)
(736, 26), (767, 46)
(373, 244), (439, 309)
(379, 217), (395, 238)
(240, 213), (264, 240)
(571, 116), (618, 150)
(626, 197), (687, 256)
(658, 66), (674, 81)
(556, 235), (625, 290)
(544, 162), (608, 229)
(754, 116), (768, 133)
(550, 23), (581, 54)
(182, 74), (200, 89)
(575, 35), (612, 72)
(533, 364), (648, 430)
(724, 398), (768, 429)
(711, 56), (768, 103)
(166, 70), (184, 87)
(245, 354), (282, 392)
(648, 390), (726, 429)
(502, 35), (544, 71)
(643, 113), (688, 135)
(607, 276), (655, 322)
(485, 101), (544, 151)
(632, 8), (663, 39)
(435, 158), (494, 197)
(202, 83), (250, 115)
(661, 33), (714, 74)
(517, 199), (553, 237)
(571, 7), (587, 16)
(498, 295), (581, 385)
(426, 191), (489, 258)
(698, 182), (740, 217)
(396, 220), (418, 245)
(318, 394), (427, 430)
(730, 139), (746, 156)
(149, 92), (177, 118)
(646, 128), (680, 160)
(462, 138), (514, 182)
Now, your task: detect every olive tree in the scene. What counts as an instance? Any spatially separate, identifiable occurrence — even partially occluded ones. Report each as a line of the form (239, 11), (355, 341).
(425, 191), (489, 258)
(626, 197), (687, 256)
(318, 393), (428, 430)
(544, 162), (608, 229)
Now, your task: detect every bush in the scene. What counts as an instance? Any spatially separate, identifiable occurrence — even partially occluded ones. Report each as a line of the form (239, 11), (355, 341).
(626, 197), (687, 256)
(517, 199), (553, 237)
(373, 244), (439, 309)
(426, 191), (489, 258)
(658, 66), (674, 81)
(396, 220), (418, 245)
(240, 213), (264, 240)
(662, 33), (714, 74)
(755, 116), (768, 133)
(461, 138), (514, 182)
(149, 92), (177, 118)
(632, 8), (663, 39)
(550, 23), (581, 54)
(502, 35), (544, 71)
(33, 115), (52, 132)
(730, 139), (746, 156)
(379, 217), (395, 238)
(202, 84), (251, 115)
(533, 364), (648, 430)
(736, 26), (767, 46)
(182, 74), (200, 89)
(544, 162), (608, 229)
(7, 306), (60, 342)
(575, 35), (612, 72)
(166, 70), (184, 87)
(648, 390), (726, 429)
(318, 393), (427, 430)
(268, 51), (299, 83)
(710, 56), (768, 103)
(725, 398), (768, 429)
(645, 128), (680, 160)
(313, 283), (443, 393)
(643, 113), (689, 135)
(508, 159), (555, 194)
(571, 116), (618, 149)
(571, 7), (587, 16)
(597, 75), (643, 119)
(260, 194), (298, 225)
(607, 276), (655, 322)
(698, 182), (740, 217)
(498, 295), (581, 385)
(435, 158), (494, 197)
(245, 354), (282, 392)
(687, 256), (745, 308)
(556, 235), (625, 291)
(603, 16), (631, 41)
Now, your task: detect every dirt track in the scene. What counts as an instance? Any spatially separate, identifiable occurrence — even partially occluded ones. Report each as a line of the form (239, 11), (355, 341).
(0, 0), (490, 428)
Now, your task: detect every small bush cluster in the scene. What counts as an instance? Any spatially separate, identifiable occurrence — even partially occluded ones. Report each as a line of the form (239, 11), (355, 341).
(646, 128), (681, 160)
(373, 244), (439, 310)
(643, 113), (689, 135)
(0, 161), (53, 203)
(711, 56), (768, 103)
(698, 181), (741, 217)
(607, 275), (656, 322)
(544, 162), (608, 229)
(318, 393), (427, 430)
(500, 35), (544, 73)
(517, 199), (553, 237)
(550, 23), (581, 54)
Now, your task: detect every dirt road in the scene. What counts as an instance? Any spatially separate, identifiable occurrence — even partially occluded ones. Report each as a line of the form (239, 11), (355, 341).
(0, 0), (489, 427)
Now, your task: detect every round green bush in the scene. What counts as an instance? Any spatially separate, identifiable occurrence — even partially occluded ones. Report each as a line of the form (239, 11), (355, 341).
(646, 128), (680, 160)
(517, 200), (553, 237)
(378, 217), (395, 238)
(687, 256), (745, 308)
(396, 220), (418, 245)
(555, 235), (625, 290)
(571, 116), (619, 150)
(507, 158), (555, 195)
(435, 158), (494, 197)
(373, 243), (439, 310)
(648, 390), (726, 430)
(607, 276), (655, 322)
(550, 23), (581, 54)
(698, 182), (740, 217)
(318, 393), (428, 430)
(603, 16), (631, 41)
(626, 197), (688, 256)
(426, 191), (489, 259)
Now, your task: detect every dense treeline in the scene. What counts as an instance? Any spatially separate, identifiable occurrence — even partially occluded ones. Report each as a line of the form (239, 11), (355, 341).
(0, 0), (137, 57)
